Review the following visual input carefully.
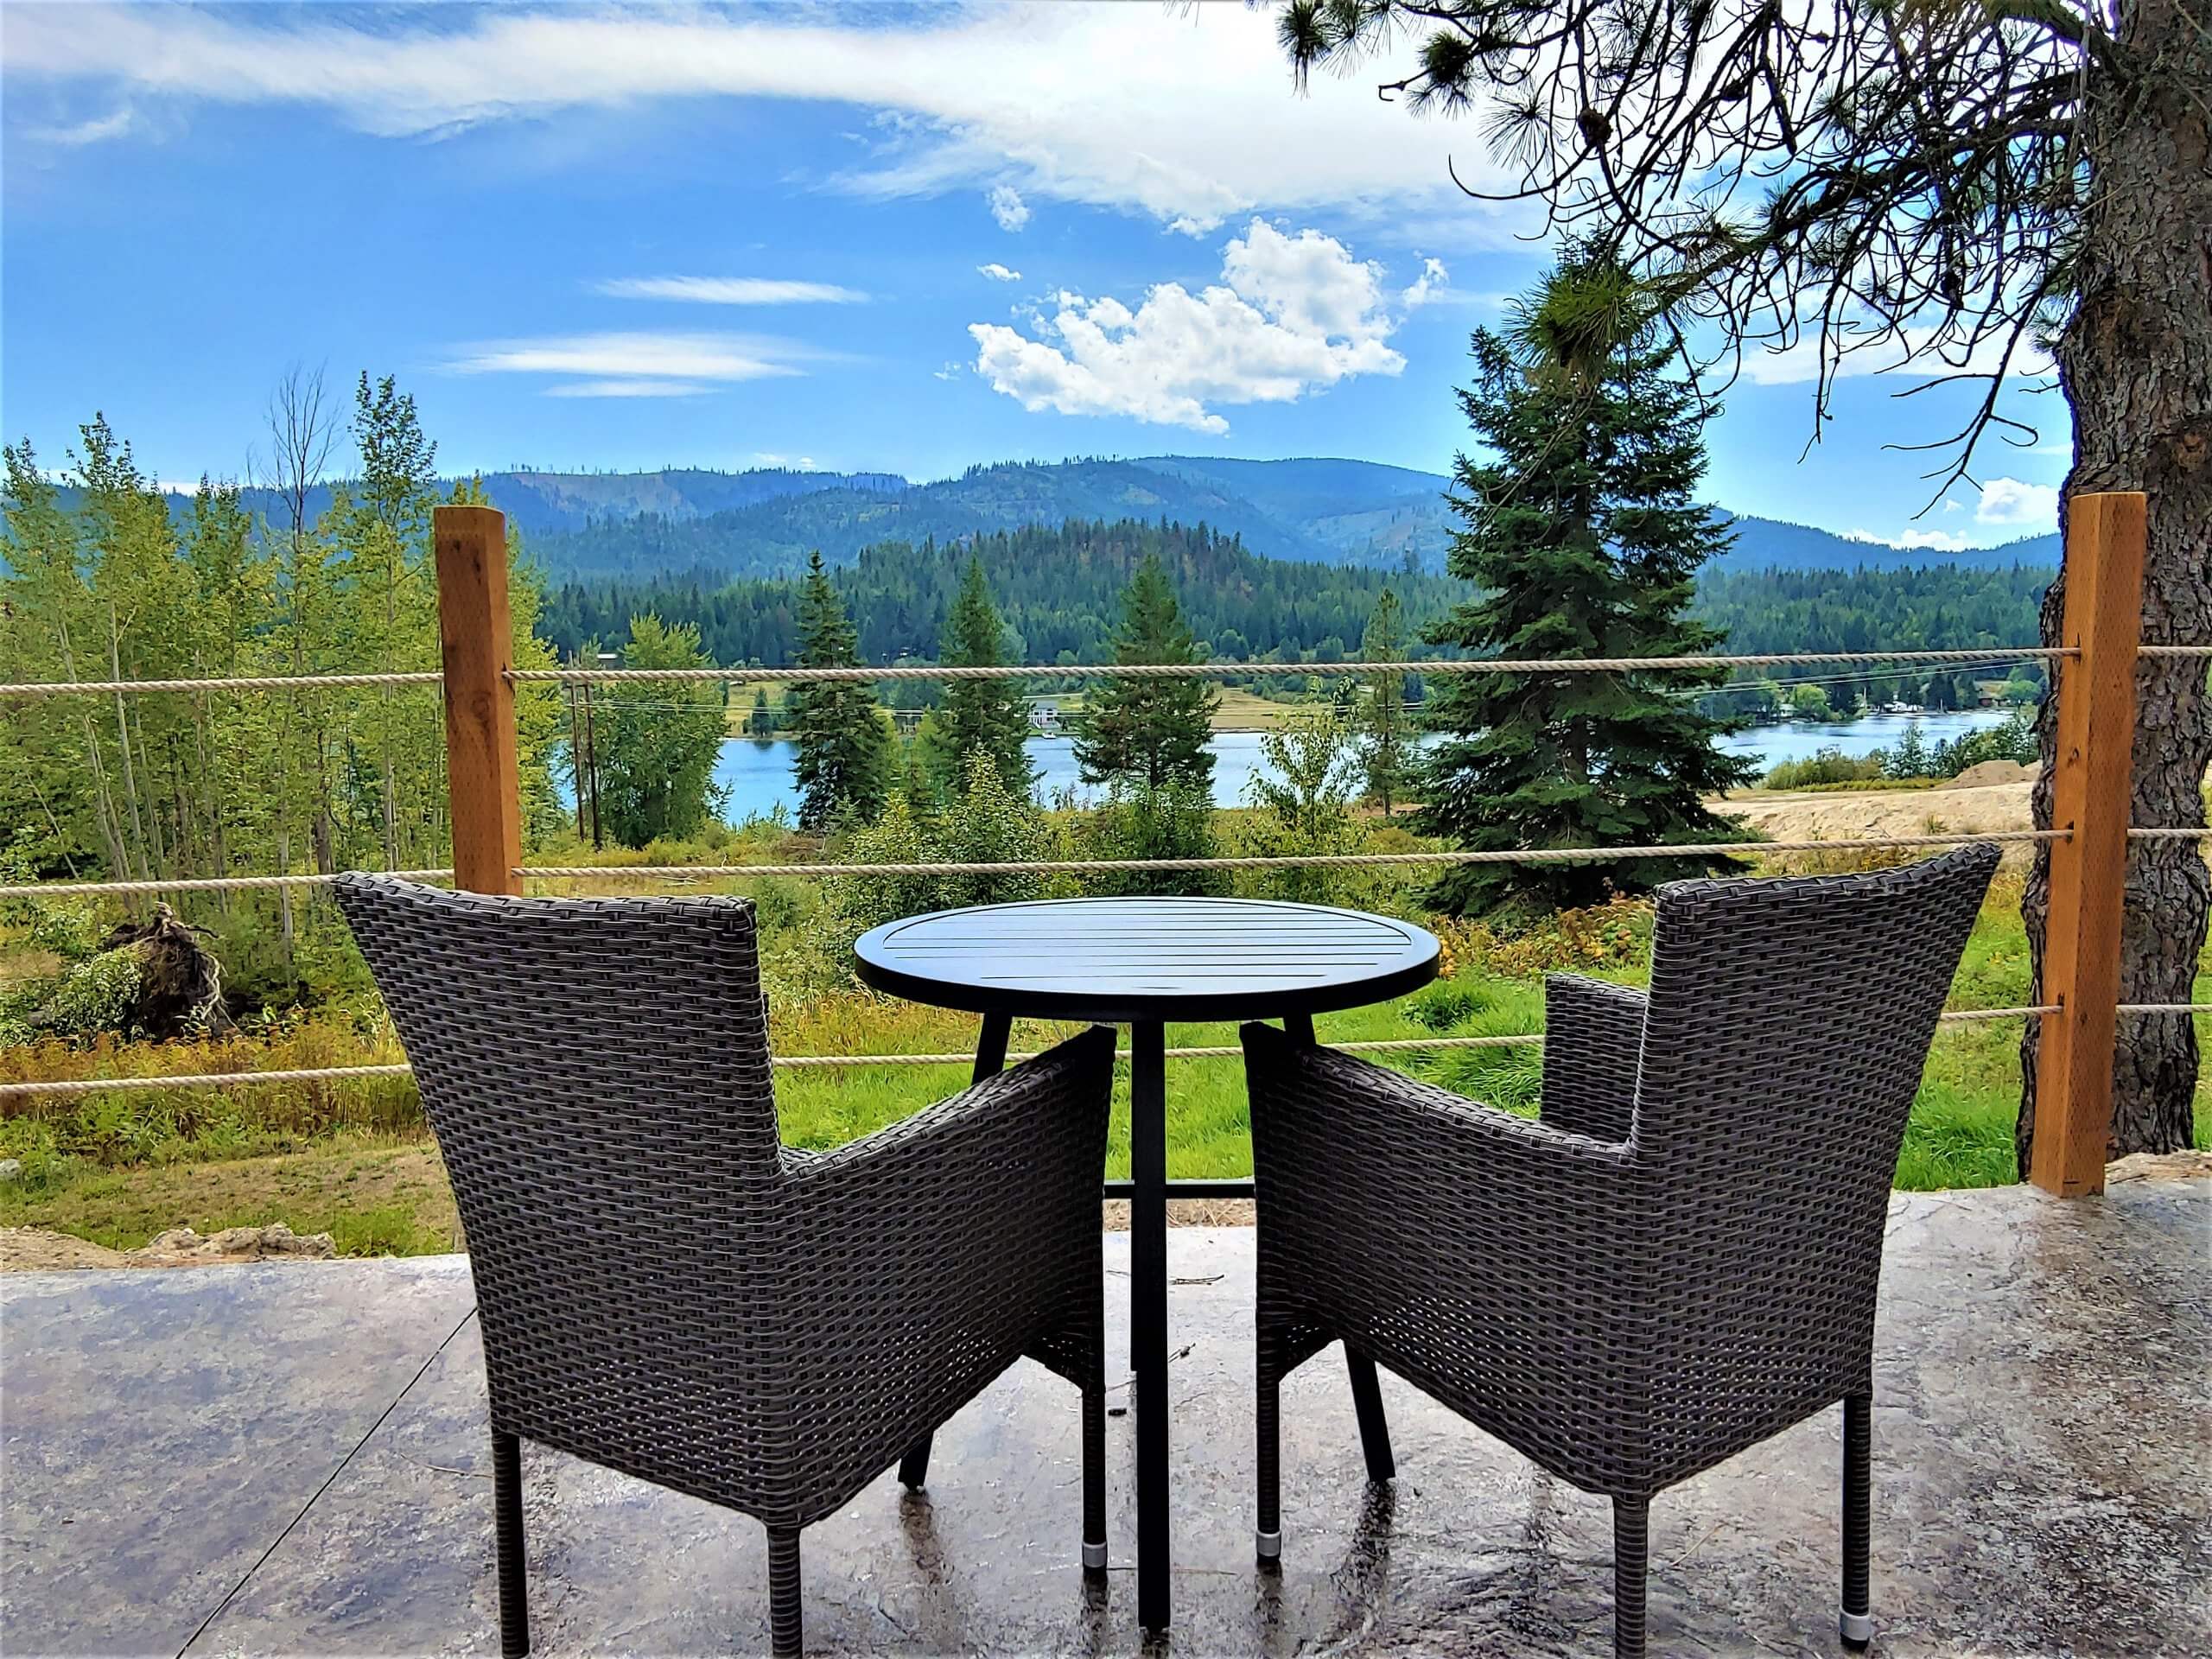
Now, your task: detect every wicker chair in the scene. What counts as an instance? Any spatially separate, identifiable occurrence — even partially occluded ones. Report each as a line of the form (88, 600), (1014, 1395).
(334, 875), (1116, 1659)
(1242, 844), (1999, 1659)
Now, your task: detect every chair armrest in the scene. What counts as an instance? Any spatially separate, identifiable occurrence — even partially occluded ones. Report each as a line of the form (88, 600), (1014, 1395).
(1256, 1021), (1637, 1203)
(784, 1024), (1114, 1322)
(1243, 1022), (1643, 1440)
(1540, 973), (1646, 1142)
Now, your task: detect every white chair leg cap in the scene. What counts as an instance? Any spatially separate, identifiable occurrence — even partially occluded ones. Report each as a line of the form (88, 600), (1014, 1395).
(1255, 1529), (1281, 1560)
(1082, 1541), (1107, 1570)
(1840, 1608), (1875, 1646)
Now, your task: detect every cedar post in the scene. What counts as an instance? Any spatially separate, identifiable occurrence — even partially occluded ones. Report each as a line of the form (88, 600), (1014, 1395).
(2030, 492), (2146, 1197)
(435, 505), (524, 898)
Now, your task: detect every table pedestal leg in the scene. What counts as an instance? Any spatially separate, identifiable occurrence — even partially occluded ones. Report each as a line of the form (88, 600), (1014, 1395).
(900, 1012), (1014, 1493)
(1285, 1011), (1315, 1044)
(1130, 1018), (1170, 1634)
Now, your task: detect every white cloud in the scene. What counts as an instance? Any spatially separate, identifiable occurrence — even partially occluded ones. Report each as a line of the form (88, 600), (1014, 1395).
(968, 219), (1404, 435)
(1400, 257), (1449, 308)
(932, 361), (966, 382)
(594, 276), (866, 305)
(543, 379), (711, 399)
(26, 106), (134, 145)
(2, 3), (1507, 229)
(1845, 527), (1980, 552)
(1975, 477), (2060, 527)
(446, 332), (806, 396)
(976, 263), (1021, 283)
(1741, 324), (2055, 387)
(988, 184), (1030, 232)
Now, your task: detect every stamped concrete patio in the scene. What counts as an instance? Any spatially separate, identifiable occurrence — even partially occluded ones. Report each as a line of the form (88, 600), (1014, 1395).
(3, 1178), (2206, 1658)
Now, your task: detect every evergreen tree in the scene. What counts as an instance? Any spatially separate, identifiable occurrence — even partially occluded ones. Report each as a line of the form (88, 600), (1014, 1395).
(787, 550), (891, 833)
(1357, 587), (1410, 816)
(592, 615), (728, 848)
(1070, 554), (1217, 792)
(924, 556), (1035, 798)
(1417, 258), (1753, 916)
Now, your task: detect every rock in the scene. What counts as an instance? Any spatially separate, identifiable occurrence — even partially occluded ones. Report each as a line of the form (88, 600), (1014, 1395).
(2107, 1149), (2212, 1184)
(0, 1227), (127, 1270)
(0, 1159), (22, 1183)
(126, 1223), (337, 1264)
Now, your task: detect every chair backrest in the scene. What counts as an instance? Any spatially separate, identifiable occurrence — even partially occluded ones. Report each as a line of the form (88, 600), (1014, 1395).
(334, 875), (787, 1459)
(1624, 844), (1998, 1471)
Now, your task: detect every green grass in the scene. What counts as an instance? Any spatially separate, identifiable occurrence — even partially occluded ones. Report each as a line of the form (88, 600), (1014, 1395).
(4, 877), (2205, 1257)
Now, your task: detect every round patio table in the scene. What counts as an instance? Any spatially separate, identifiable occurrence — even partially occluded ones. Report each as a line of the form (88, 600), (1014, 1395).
(852, 896), (1440, 1634)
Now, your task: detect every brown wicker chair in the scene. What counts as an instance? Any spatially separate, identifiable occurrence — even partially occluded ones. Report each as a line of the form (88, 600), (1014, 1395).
(335, 875), (1116, 1658)
(1242, 845), (1999, 1658)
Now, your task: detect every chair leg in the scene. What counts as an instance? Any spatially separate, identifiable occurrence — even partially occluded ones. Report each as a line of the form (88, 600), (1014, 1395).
(1613, 1495), (1649, 1659)
(1255, 1357), (1282, 1563)
(492, 1431), (529, 1659)
(1841, 1392), (1873, 1650)
(1344, 1346), (1395, 1483)
(898, 1433), (931, 1491)
(1082, 1363), (1108, 1573)
(766, 1525), (803, 1658)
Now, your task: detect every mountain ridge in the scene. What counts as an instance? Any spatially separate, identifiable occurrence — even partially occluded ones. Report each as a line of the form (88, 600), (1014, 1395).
(133, 455), (2060, 581)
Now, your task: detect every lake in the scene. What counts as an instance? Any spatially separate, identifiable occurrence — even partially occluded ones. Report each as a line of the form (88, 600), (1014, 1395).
(706, 707), (2018, 824)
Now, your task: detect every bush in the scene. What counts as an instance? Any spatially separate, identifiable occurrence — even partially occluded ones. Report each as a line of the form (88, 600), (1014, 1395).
(1930, 711), (2037, 776)
(1763, 747), (1885, 789)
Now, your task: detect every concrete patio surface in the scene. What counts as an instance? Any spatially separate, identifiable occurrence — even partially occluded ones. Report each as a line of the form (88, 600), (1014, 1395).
(3, 1179), (2206, 1657)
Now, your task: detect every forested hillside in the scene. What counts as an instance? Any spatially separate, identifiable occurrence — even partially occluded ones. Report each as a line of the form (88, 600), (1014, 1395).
(1692, 564), (2054, 656)
(537, 518), (1459, 667)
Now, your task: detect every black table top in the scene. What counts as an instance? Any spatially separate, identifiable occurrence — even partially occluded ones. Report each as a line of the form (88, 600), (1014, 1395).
(851, 897), (1440, 1023)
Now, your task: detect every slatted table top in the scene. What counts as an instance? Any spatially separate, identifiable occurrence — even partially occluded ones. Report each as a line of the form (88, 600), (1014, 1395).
(852, 897), (1440, 1023)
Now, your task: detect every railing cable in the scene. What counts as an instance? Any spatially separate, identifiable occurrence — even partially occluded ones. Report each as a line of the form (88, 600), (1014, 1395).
(5, 1006), (2118, 1101)
(0, 647), (2082, 700)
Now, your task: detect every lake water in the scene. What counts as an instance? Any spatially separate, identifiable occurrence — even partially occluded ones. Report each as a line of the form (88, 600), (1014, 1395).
(708, 707), (2017, 824)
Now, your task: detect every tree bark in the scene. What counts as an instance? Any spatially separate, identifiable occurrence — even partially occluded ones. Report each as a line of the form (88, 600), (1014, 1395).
(2019, 0), (2212, 1168)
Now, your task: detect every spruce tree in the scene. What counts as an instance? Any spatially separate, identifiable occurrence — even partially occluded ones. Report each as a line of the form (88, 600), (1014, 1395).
(787, 551), (891, 834)
(1418, 258), (1753, 917)
(1071, 554), (1217, 792)
(925, 556), (1036, 798)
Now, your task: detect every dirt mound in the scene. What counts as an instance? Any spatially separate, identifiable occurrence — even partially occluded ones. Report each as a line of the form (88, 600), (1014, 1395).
(1717, 781), (2034, 846)
(1, 1222), (335, 1271)
(1942, 760), (2037, 789)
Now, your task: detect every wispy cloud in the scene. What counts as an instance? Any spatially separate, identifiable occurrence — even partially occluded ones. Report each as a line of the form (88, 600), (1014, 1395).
(1741, 325), (2054, 387)
(3, 3), (1503, 229)
(969, 220), (1406, 435)
(594, 276), (867, 305)
(543, 378), (713, 399)
(976, 263), (1021, 283)
(446, 332), (808, 397)
(988, 184), (1030, 232)
(1399, 257), (1449, 308)
(26, 106), (134, 145)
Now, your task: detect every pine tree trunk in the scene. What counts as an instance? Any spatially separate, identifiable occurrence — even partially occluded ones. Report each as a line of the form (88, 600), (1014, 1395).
(2018, 0), (2212, 1169)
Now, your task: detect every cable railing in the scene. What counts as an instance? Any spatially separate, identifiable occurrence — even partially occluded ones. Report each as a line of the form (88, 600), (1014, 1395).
(1, 499), (2204, 1197)
(7, 644), (2158, 699)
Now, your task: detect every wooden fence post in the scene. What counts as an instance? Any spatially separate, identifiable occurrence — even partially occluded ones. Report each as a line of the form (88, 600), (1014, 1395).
(2030, 492), (2145, 1197)
(435, 505), (524, 898)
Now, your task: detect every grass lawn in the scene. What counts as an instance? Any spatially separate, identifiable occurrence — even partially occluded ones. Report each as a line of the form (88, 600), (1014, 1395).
(5, 880), (2204, 1258)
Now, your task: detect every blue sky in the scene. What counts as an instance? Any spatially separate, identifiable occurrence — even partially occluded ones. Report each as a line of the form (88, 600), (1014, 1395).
(4, 2), (2069, 548)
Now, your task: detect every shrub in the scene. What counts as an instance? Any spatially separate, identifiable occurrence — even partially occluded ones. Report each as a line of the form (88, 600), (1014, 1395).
(1763, 747), (1885, 789)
